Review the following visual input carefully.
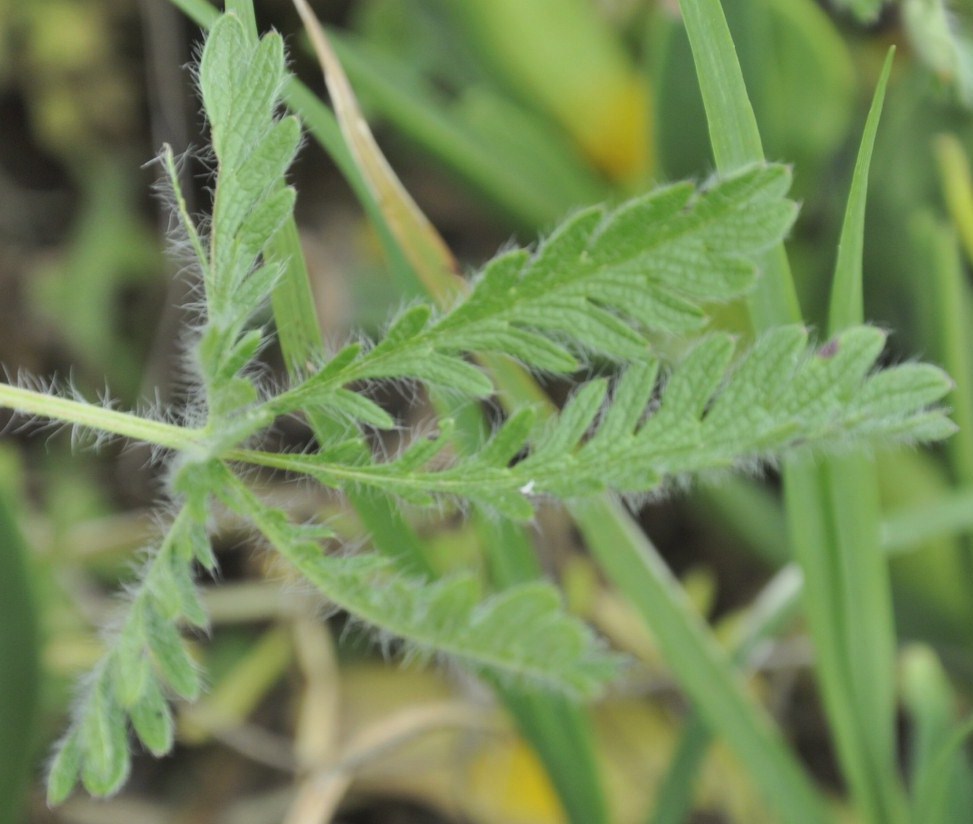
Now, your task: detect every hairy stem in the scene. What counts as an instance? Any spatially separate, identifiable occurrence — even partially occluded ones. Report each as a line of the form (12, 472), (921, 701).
(0, 383), (204, 452)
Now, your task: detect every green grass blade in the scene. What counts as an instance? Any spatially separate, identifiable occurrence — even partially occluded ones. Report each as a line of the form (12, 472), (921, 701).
(167, 0), (218, 28)
(706, 476), (973, 562)
(882, 486), (973, 552)
(434, 397), (611, 823)
(677, 2), (905, 820)
(647, 564), (805, 823)
(790, 457), (907, 822)
(904, 211), (973, 630)
(574, 498), (827, 824)
(828, 49), (894, 335)
(911, 714), (973, 824)
(663, 3), (820, 816)
(265, 219), (323, 375)
(815, 51), (907, 824)
(0, 466), (41, 824)
(465, 519), (605, 822)
(676, 0), (801, 330)
(901, 645), (973, 824)
(649, 711), (710, 824)
(281, 81), (419, 295)
(912, 206), (973, 489)
(668, 0), (763, 171)
(783, 50), (907, 824)
(294, 0), (463, 303)
(935, 134), (973, 267)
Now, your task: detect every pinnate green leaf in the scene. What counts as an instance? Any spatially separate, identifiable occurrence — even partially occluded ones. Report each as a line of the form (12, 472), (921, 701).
(268, 163), (798, 422)
(258, 325), (953, 514)
(214, 465), (618, 695)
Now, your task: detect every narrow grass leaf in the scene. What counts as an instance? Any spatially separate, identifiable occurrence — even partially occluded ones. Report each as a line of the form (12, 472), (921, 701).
(912, 206), (973, 489)
(789, 48), (908, 824)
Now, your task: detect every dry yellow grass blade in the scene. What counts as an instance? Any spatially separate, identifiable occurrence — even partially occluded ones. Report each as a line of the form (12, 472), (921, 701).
(292, 0), (463, 303)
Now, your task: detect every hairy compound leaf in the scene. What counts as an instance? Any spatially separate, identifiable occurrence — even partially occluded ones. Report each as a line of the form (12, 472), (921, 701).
(148, 546), (200, 626)
(432, 165), (797, 356)
(393, 420), (455, 473)
(187, 521), (218, 572)
(206, 329), (265, 390)
(43, 500), (214, 801)
(228, 186), (296, 280)
(34, 10), (960, 808)
(653, 335), (736, 426)
(182, 12), (299, 426)
(210, 28), (286, 174)
(705, 325), (807, 436)
(268, 163), (798, 420)
(450, 325), (579, 372)
(307, 556), (616, 692)
(251, 326), (953, 515)
(234, 264), (283, 320)
(887, 412), (959, 442)
(214, 466), (618, 695)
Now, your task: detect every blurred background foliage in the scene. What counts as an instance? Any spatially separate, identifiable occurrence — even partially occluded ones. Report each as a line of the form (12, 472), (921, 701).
(2, 0), (973, 821)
